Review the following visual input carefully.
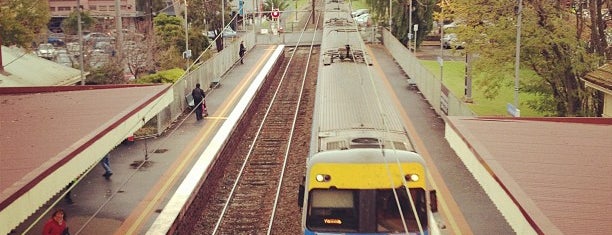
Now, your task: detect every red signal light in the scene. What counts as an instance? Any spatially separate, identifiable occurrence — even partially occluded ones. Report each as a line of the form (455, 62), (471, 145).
(271, 9), (280, 18)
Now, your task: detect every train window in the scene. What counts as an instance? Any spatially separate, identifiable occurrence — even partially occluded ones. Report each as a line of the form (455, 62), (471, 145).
(376, 188), (427, 233)
(306, 188), (428, 233)
(306, 189), (359, 232)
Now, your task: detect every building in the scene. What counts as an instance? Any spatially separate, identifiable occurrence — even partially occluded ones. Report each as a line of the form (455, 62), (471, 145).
(582, 62), (612, 117)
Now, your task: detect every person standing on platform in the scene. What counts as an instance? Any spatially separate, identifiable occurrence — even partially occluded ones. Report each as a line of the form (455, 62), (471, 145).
(42, 208), (68, 235)
(239, 41), (246, 64)
(192, 83), (207, 120)
(101, 153), (112, 179)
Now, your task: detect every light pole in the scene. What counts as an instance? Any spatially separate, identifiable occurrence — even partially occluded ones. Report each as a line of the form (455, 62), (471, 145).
(514, 0), (522, 112)
(114, 0), (123, 63)
(222, 0), (225, 47)
(505, 0), (523, 117)
(184, 0), (190, 73)
(408, 0), (412, 51)
(389, 0), (392, 33)
(76, 0), (85, 85)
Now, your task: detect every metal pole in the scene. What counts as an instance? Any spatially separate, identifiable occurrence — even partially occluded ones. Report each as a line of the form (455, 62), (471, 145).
(389, 0), (392, 33)
(514, 0), (522, 109)
(114, 0), (123, 63)
(77, 0), (85, 85)
(184, 0), (189, 72)
(222, 0), (225, 47)
(408, 0), (412, 51)
(439, 7), (443, 83)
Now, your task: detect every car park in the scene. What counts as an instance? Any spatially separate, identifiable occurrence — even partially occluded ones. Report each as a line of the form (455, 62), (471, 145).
(206, 28), (238, 39)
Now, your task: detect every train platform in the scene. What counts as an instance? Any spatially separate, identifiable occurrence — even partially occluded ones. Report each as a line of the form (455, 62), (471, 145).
(15, 44), (282, 234)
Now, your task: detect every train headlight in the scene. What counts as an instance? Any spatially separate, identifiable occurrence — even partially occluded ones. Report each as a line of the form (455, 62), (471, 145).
(405, 174), (419, 182)
(315, 174), (331, 182)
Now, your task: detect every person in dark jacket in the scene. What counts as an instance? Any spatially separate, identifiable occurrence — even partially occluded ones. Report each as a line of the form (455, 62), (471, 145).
(239, 41), (246, 64)
(192, 83), (207, 120)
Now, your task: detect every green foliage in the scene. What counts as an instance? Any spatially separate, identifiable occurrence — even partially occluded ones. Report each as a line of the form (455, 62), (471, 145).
(136, 68), (185, 84)
(153, 13), (209, 65)
(0, 0), (50, 48)
(364, 0), (435, 47)
(157, 46), (188, 71)
(420, 60), (544, 117)
(61, 10), (96, 35)
(446, 0), (601, 116)
(263, 0), (291, 12)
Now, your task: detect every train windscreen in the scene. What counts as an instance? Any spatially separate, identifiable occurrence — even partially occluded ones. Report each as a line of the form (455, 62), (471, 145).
(306, 188), (427, 233)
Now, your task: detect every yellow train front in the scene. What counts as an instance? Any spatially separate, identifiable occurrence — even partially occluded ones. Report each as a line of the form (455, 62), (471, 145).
(299, 148), (436, 234)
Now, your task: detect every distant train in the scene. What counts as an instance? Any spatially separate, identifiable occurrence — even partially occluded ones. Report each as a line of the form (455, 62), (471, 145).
(298, 1), (438, 234)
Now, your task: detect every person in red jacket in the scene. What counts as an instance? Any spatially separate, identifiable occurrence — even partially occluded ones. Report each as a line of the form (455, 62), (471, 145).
(42, 208), (68, 235)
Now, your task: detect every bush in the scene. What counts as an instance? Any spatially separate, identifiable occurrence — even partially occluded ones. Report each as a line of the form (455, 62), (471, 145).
(136, 68), (185, 84)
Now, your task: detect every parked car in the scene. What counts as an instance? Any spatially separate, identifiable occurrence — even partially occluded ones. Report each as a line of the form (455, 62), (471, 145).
(47, 37), (65, 47)
(206, 28), (237, 39)
(94, 41), (114, 54)
(443, 33), (465, 49)
(83, 32), (115, 43)
(351, 9), (369, 18)
(354, 13), (371, 26)
(36, 43), (57, 59)
(55, 52), (74, 67)
(66, 42), (81, 57)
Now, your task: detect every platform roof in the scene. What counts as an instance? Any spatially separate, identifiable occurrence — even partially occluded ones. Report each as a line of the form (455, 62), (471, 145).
(1, 46), (84, 86)
(445, 117), (612, 234)
(0, 84), (174, 234)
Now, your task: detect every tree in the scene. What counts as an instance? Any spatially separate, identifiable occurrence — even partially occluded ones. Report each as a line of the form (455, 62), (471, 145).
(366, 0), (436, 48)
(61, 10), (96, 35)
(0, 0), (50, 48)
(87, 59), (126, 84)
(153, 13), (210, 71)
(447, 0), (602, 116)
(189, 0), (232, 51)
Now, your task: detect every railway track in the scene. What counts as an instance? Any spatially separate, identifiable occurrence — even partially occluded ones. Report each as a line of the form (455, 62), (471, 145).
(175, 45), (319, 234)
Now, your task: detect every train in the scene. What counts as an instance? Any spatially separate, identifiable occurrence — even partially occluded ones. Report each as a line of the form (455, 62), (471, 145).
(297, 1), (439, 234)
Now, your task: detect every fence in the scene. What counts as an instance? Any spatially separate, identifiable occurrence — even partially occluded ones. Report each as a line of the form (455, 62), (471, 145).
(381, 28), (475, 117)
(151, 32), (257, 135)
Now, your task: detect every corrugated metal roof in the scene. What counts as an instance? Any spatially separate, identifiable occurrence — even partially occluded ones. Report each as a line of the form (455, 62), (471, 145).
(1, 46), (83, 86)
(0, 84), (173, 232)
(583, 62), (612, 93)
(446, 117), (612, 234)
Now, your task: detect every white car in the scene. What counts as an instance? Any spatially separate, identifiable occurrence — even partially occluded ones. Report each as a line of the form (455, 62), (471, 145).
(55, 53), (74, 67)
(443, 33), (465, 49)
(351, 9), (369, 18)
(354, 13), (371, 26)
(36, 43), (57, 59)
(206, 28), (237, 39)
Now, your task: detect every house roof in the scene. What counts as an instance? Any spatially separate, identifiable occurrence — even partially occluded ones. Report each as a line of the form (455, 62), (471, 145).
(583, 62), (612, 94)
(445, 117), (612, 234)
(0, 84), (174, 234)
(1, 45), (83, 86)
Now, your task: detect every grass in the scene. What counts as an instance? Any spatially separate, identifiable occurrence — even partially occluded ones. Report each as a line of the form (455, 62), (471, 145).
(420, 60), (544, 117)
